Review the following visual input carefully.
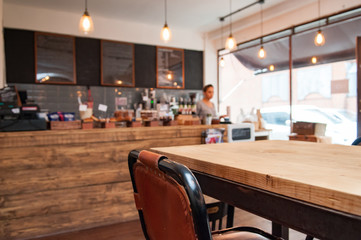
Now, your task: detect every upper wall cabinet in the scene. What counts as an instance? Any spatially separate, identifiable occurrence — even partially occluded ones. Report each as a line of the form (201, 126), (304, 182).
(101, 40), (135, 87)
(5, 28), (202, 90)
(35, 32), (76, 84)
(156, 46), (184, 89)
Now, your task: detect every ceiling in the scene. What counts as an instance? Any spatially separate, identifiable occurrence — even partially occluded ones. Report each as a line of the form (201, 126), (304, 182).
(5, 0), (290, 33)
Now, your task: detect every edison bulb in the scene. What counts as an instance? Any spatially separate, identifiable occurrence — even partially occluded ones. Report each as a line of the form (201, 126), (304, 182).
(219, 57), (225, 67)
(258, 46), (266, 59)
(269, 65), (275, 71)
(314, 30), (325, 46)
(79, 11), (94, 34)
(311, 56), (317, 64)
(161, 23), (171, 42)
(225, 34), (237, 51)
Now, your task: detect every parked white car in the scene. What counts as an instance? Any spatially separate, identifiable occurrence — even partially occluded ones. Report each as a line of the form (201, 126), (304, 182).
(261, 105), (357, 145)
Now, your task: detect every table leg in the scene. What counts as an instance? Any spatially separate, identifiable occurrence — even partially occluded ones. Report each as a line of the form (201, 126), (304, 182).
(226, 205), (235, 228)
(272, 222), (289, 240)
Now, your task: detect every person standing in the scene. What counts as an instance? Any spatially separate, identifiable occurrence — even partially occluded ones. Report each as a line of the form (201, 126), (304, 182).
(197, 84), (226, 119)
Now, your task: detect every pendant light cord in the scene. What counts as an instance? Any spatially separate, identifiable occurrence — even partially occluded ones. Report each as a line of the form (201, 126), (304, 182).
(85, 0), (88, 11)
(260, 4), (263, 44)
(230, 0), (232, 34)
(221, 21), (224, 44)
(318, 0), (321, 30)
(165, 0), (168, 24)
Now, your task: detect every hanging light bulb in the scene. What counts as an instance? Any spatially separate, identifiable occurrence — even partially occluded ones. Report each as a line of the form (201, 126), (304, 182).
(225, 34), (237, 51)
(79, 0), (94, 35)
(161, 0), (171, 42)
(225, 0), (237, 51)
(314, 30), (325, 46)
(269, 64), (275, 71)
(219, 57), (225, 67)
(311, 56), (317, 64)
(257, 4), (266, 59)
(258, 45), (266, 59)
(314, 0), (325, 46)
(161, 24), (171, 42)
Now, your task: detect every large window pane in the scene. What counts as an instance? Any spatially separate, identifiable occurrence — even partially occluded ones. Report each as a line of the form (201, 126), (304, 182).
(219, 37), (290, 140)
(291, 18), (359, 145)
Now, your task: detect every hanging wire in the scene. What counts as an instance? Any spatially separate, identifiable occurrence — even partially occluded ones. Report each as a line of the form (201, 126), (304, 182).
(85, 0), (88, 11)
(221, 20), (224, 44)
(165, 0), (167, 23)
(230, 0), (232, 34)
(318, 0), (321, 29)
(260, 3), (263, 44)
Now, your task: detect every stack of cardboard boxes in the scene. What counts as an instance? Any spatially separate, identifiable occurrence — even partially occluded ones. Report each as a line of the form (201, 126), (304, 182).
(289, 121), (332, 144)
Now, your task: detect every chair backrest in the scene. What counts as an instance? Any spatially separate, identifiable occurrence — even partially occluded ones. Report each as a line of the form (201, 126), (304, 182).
(128, 150), (212, 240)
(206, 201), (229, 231)
(352, 137), (361, 146)
(227, 123), (255, 142)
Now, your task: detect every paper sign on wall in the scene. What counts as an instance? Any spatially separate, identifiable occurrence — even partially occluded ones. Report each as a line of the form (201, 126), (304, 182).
(116, 97), (127, 106)
(79, 104), (88, 111)
(98, 104), (108, 112)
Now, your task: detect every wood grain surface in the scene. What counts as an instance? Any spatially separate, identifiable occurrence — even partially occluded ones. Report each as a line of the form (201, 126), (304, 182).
(152, 140), (361, 216)
(0, 125), (223, 240)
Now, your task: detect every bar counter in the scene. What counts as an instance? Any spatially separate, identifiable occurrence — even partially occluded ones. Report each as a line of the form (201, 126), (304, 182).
(0, 125), (227, 240)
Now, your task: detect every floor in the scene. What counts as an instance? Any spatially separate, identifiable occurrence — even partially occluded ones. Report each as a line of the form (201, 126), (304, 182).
(31, 208), (311, 240)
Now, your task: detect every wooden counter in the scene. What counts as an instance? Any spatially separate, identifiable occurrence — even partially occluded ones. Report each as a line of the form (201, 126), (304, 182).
(0, 125), (225, 240)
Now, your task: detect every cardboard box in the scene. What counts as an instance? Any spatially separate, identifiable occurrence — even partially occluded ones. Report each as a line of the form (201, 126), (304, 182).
(82, 122), (93, 129)
(292, 122), (326, 136)
(50, 120), (81, 130)
(127, 121), (142, 127)
(289, 134), (332, 144)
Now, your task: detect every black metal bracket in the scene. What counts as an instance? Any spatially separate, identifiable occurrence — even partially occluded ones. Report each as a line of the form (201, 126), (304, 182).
(220, 0), (265, 22)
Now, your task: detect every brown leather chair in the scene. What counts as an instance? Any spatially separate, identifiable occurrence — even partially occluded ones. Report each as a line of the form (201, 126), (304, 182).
(128, 150), (283, 240)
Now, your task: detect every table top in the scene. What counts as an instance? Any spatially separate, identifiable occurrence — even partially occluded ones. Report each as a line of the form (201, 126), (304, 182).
(152, 140), (361, 216)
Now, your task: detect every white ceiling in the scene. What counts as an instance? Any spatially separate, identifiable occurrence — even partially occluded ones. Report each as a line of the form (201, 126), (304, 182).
(5, 0), (290, 33)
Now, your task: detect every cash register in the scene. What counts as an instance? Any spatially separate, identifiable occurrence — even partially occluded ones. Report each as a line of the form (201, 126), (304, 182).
(0, 86), (47, 132)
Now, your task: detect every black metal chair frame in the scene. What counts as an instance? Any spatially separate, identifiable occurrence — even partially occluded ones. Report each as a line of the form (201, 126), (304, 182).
(128, 150), (282, 240)
(352, 137), (361, 145)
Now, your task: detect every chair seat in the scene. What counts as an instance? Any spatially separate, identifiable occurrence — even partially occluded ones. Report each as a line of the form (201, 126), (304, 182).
(212, 231), (270, 240)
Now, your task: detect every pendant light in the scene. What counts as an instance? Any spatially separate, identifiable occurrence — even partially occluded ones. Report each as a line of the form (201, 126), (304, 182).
(219, 20), (225, 67)
(79, 0), (94, 35)
(314, 0), (325, 46)
(258, 3), (266, 59)
(161, 0), (171, 42)
(225, 0), (237, 51)
(311, 56), (317, 64)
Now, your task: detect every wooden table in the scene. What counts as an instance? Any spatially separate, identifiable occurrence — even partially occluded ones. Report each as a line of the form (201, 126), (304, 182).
(152, 140), (361, 239)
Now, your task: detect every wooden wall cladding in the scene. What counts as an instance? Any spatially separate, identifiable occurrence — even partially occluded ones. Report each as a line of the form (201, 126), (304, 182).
(4, 28), (203, 90)
(0, 125), (224, 239)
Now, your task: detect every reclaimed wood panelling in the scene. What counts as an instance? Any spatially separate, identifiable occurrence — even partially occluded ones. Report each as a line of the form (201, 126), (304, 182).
(0, 125), (223, 239)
